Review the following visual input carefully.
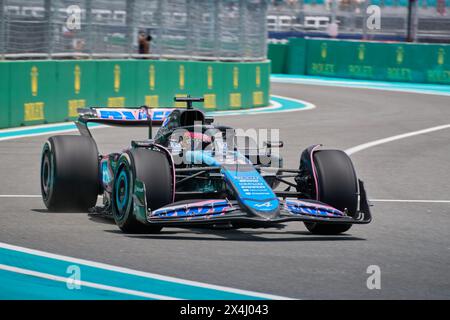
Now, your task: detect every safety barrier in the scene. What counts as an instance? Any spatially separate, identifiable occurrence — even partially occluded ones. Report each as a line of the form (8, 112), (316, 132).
(268, 39), (450, 85)
(0, 60), (270, 129)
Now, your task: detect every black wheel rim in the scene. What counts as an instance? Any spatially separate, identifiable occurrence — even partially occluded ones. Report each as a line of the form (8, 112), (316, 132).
(114, 166), (130, 219)
(41, 150), (52, 200)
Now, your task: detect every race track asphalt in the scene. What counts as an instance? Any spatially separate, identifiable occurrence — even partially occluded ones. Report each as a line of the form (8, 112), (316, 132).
(0, 82), (449, 299)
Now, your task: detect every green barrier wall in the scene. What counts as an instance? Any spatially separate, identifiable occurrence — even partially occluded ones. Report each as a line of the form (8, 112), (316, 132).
(56, 60), (97, 121)
(9, 61), (57, 127)
(267, 43), (288, 74)
(286, 38), (306, 75)
(0, 63), (9, 128)
(268, 39), (450, 85)
(96, 60), (138, 108)
(0, 59), (270, 129)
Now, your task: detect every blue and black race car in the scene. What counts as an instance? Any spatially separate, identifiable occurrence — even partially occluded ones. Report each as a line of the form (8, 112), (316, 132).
(40, 97), (371, 235)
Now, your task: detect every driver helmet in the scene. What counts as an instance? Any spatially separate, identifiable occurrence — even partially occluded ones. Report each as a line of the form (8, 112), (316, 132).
(181, 131), (212, 151)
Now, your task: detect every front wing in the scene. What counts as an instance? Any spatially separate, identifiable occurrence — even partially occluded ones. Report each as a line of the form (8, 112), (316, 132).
(145, 197), (372, 228)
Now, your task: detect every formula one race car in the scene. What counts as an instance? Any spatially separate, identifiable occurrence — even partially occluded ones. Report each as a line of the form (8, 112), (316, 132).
(40, 96), (371, 235)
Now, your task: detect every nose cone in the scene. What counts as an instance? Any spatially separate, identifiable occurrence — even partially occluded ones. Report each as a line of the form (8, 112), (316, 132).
(243, 198), (280, 220)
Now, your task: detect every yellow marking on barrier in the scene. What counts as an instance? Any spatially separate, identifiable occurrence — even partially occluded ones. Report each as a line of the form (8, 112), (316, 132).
(203, 94), (216, 109)
(145, 95), (159, 108)
(107, 97), (125, 108)
(149, 65), (155, 90)
(320, 43), (327, 59)
(311, 63), (335, 74)
(68, 99), (85, 117)
(114, 65), (121, 93)
(174, 94), (187, 108)
(358, 44), (365, 61)
(30, 66), (38, 97)
(387, 67), (412, 81)
(74, 65), (81, 94)
(256, 66), (261, 88)
(348, 65), (373, 77)
(396, 46), (404, 65)
(252, 91), (263, 106)
(229, 93), (241, 108)
(437, 48), (445, 66)
(207, 66), (213, 90)
(233, 67), (239, 89)
(179, 65), (185, 90)
(24, 102), (44, 121)
(427, 70), (450, 83)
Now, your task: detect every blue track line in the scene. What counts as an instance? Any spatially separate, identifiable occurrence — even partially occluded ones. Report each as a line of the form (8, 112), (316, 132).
(0, 243), (289, 300)
(0, 269), (148, 300)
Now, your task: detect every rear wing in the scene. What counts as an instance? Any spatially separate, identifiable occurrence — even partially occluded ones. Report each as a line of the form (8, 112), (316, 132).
(76, 106), (174, 139)
(76, 96), (205, 139)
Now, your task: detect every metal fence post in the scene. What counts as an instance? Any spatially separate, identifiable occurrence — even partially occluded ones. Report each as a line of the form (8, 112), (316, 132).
(362, 0), (369, 40)
(239, 0), (246, 61)
(407, 0), (418, 42)
(213, 0), (220, 60)
(187, 0), (195, 59)
(126, 0), (135, 58)
(0, 0), (5, 59)
(298, 0), (304, 30)
(331, 0), (337, 25)
(45, 0), (52, 58)
(85, 0), (93, 58)
(155, 0), (163, 58)
(262, 0), (268, 59)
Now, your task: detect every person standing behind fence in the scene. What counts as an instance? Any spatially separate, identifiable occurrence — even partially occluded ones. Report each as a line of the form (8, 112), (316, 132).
(138, 31), (152, 57)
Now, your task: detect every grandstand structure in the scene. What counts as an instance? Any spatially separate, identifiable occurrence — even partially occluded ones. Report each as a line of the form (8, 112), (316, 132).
(0, 0), (268, 60)
(267, 0), (450, 42)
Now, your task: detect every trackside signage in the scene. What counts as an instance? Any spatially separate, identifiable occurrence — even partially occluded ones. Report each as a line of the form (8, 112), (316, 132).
(1, 60), (270, 129)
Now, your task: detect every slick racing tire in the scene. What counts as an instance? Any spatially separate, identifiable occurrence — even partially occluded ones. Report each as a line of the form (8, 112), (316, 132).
(41, 135), (99, 211)
(112, 148), (173, 234)
(304, 150), (358, 235)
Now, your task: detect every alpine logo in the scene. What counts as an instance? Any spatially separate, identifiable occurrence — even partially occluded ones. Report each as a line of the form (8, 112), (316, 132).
(254, 201), (272, 208)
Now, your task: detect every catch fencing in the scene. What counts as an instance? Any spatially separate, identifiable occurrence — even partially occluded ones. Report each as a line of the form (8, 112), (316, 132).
(0, 0), (268, 60)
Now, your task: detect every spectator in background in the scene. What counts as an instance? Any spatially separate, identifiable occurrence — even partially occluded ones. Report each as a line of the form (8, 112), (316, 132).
(327, 21), (339, 38)
(74, 39), (85, 52)
(138, 31), (152, 56)
(62, 25), (75, 51)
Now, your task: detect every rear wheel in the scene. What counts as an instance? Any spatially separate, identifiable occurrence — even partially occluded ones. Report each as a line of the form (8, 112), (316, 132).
(40, 135), (99, 211)
(112, 148), (173, 233)
(303, 150), (358, 235)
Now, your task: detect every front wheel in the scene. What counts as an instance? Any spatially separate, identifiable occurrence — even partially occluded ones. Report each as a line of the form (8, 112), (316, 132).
(112, 148), (173, 234)
(302, 149), (358, 235)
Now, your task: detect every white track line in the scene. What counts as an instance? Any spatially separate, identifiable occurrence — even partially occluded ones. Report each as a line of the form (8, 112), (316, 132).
(0, 125), (106, 142)
(0, 264), (177, 300)
(0, 122), (82, 133)
(205, 96), (315, 116)
(0, 242), (292, 300)
(345, 124), (450, 155)
(271, 77), (450, 97)
(270, 94), (316, 113)
(1, 195), (450, 204)
(370, 199), (450, 204)
(0, 195), (42, 198)
(206, 99), (282, 117)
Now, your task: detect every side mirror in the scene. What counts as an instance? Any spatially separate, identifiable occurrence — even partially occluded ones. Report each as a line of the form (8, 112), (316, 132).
(205, 117), (214, 125)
